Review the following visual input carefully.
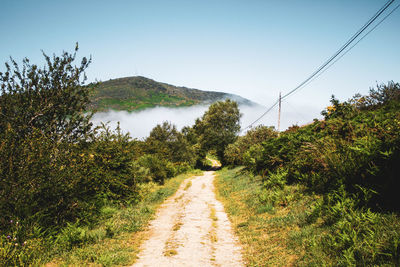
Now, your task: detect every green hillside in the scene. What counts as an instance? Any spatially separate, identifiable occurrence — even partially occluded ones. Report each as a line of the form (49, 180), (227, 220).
(88, 76), (255, 111)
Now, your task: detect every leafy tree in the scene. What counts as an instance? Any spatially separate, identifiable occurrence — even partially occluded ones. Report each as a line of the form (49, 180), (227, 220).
(145, 121), (195, 165)
(225, 125), (277, 166)
(195, 99), (241, 163)
(138, 154), (170, 184)
(0, 45), (95, 229)
(350, 81), (400, 110)
(90, 123), (142, 200)
(0, 43), (92, 143)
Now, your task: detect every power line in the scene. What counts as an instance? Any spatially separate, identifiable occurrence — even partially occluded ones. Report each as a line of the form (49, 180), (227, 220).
(291, 2), (400, 96)
(281, 0), (394, 100)
(242, 0), (397, 131)
(239, 99), (279, 133)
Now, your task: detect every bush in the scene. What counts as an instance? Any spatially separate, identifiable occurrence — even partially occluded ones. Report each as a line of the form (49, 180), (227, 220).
(263, 168), (287, 190)
(226, 82), (400, 265)
(145, 121), (196, 166)
(138, 154), (173, 184)
(225, 125), (277, 166)
(0, 220), (46, 266)
(0, 45), (96, 231)
(312, 188), (400, 266)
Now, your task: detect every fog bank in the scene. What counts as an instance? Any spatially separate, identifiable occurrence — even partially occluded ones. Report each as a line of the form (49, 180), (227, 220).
(91, 103), (321, 139)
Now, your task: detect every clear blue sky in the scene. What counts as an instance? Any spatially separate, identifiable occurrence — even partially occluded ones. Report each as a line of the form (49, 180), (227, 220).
(1, 0), (399, 127)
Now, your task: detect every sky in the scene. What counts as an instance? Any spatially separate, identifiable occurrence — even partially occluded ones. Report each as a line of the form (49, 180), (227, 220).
(1, 0), (399, 130)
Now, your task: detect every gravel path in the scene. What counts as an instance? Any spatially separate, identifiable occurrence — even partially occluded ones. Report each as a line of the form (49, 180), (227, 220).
(132, 170), (243, 267)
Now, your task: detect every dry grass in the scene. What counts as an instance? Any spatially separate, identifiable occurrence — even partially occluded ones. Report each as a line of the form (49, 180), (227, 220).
(163, 237), (180, 257)
(47, 171), (200, 266)
(174, 193), (184, 202)
(163, 248), (178, 257)
(164, 220), (182, 257)
(172, 222), (183, 231)
(208, 204), (218, 243)
(184, 180), (192, 191)
(209, 205), (218, 222)
(214, 167), (319, 266)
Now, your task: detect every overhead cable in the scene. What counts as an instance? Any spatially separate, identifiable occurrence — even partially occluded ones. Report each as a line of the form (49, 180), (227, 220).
(242, 0), (396, 131)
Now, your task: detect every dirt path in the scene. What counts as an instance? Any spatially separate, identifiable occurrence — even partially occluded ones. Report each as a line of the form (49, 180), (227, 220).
(132, 170), (243, 267)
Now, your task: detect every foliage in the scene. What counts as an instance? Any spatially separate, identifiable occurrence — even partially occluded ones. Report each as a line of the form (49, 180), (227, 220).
(138, 154), (170, 185)
(237, 82), (400, 210)
(309, 187), (400, 266)
(0, 43), (92, 143)
(0, 47), (201, 265)
(224, 125), (277, 166)
(2, 44), (398, 266)
(88, 123), (144, 201)
(145, 121), (195, 166)
(0, 45), (95, 231)
(194, 99), (241, 163)
(224, 82), (400, 265)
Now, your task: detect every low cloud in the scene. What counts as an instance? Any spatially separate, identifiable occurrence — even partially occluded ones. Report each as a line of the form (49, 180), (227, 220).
(91, 105), (209, 140)
(91, 103), (322, 139)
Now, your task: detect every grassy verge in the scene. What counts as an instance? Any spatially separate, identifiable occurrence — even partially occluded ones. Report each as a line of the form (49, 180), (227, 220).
(215, 167), (400, 266)
(48, 170), (202, 266)
(215, 167), (325, 266)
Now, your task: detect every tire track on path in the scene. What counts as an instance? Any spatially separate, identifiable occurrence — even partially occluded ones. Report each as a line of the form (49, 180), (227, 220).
(132, 170), (243, 267)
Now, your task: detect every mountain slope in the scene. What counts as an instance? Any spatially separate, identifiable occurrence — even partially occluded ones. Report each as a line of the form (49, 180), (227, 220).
(89, 76), (256, 111)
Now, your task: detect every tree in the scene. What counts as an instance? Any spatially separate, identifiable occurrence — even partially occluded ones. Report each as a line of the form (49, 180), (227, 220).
(225, 125), (277, 166)
(0, 43), (92, 144)
(0, 45), (95, 229)
(145, 121), (195, 165)
(195, 99), (241, 163)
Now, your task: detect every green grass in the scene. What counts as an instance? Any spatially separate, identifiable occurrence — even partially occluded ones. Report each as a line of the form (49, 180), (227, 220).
(214, 167), (324, 266)
(215, 167), (400, 266)
(93, 92), (199, 112)
(47, 169), (202, 266)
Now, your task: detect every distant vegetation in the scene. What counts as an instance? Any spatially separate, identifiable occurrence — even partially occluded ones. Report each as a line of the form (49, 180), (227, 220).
(222, 81), (400, 266)
(88, 76), (254, 112)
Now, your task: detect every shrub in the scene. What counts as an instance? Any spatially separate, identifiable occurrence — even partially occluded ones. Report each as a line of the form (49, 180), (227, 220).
(145, 121), (196, 166)
(313, 188), (400, 266)
(263, 168), (287, 190)
(224, 125), (277, 166)
(194, 100), (241, 163)
(138, 154), (171, 184)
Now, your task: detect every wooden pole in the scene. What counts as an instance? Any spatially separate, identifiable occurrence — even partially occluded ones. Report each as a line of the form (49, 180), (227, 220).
(278, 92), (281, 136)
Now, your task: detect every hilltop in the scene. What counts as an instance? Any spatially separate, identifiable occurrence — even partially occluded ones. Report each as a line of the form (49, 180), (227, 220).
(88, 76), (256, 111)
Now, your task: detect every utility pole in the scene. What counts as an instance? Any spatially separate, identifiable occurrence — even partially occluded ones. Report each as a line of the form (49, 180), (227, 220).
(278, 92), (281, 136)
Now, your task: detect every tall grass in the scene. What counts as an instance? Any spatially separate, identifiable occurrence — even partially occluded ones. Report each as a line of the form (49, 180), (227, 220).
(215, 167), (400, 266)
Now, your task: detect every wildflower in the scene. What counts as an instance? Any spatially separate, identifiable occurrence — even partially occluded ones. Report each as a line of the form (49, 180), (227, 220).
(10, 220), (13, 224)
(22, 241), (27, 246)
(16, 221), (19, 225)
(15, 243), (18, 246)
(6, 235), (11, 239)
